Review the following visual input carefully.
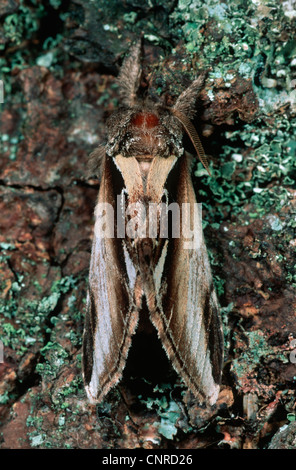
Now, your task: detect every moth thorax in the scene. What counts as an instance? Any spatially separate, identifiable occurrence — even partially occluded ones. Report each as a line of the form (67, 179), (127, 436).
(130, 112), (160, 129)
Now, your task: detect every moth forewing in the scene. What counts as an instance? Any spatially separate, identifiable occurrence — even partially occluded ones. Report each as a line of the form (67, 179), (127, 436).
(82, 155), (140, 404)
(149, 153), (223, 405)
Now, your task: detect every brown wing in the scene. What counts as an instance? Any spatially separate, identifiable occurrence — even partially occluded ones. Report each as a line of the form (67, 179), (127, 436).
(82, 155), (139, 403)
(150, 152), (223, 405)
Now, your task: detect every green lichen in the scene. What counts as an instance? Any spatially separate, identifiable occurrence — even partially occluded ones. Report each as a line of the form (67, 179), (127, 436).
(287, 413), (296, 422)
(140, 386), (191, 440)
(0, 390), (12, 404)
(157, 401), (181, 440)
(29, 433), (45, 447)
(197, 116), (296, 224)
(0, 133), (24, 161)
(36, 342), (69, 378)
(231, 330), (288, 389)
(141, 387), (182, 439)
(0, 0), (70, 97)
(167, 0), (296, 239)
(0, 272), (78, 356)
(3, 2), (44, 45)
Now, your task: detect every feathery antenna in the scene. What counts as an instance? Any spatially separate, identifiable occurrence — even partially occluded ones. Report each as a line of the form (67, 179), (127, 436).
(117, 40), (143, 107)
(171, 108), (211, 176)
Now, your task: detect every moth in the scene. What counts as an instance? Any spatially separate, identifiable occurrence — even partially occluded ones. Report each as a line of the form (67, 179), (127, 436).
(82, 41), (224, 405)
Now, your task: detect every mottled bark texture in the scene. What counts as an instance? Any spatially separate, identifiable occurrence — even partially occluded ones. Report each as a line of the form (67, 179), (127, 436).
(0, 0), (295, 449)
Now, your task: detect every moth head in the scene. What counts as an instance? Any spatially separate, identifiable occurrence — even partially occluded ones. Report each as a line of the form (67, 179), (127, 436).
(105, 40), (210, 174)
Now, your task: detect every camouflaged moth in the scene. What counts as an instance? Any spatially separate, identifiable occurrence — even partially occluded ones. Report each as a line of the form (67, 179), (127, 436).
(82, 41), (224, 405)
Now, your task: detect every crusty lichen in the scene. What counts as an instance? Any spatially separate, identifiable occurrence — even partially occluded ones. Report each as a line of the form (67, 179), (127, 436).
(1, 0), (296, 450)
